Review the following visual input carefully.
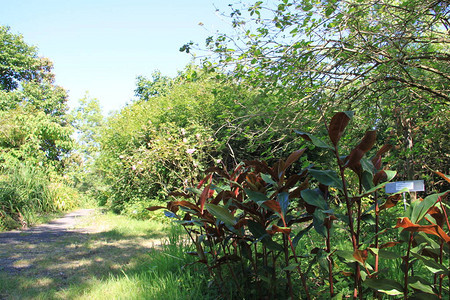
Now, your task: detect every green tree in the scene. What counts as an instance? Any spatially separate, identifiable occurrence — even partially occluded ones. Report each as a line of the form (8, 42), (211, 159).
(189, 0), (449, 188)
(0, 26), (54, 91)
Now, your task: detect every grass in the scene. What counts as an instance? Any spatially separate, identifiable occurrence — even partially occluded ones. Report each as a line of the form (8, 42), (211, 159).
(0, 209), (212, 299)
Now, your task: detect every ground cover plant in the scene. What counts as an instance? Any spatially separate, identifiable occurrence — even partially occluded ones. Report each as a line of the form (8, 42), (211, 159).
(150, 112), (449, 299)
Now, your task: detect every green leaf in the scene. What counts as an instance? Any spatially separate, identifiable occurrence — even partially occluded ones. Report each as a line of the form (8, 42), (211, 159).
(283, 264), (298, 271)
(260, 237), (284, 251)
(295, 131), (333, 150)
(363, 278), (403, 295)
(411, 252), (449, 275)
(313, 209), (327, 237)
(331, 292), (343, 300)
(248, 220), (267, 239)
(261, 173), (276, 186)
(410, 292), (440, 300)
(378, 249), (401, 259)
(245, 189), (269, 203)
(409, 276), (435, 295)
(278, 192), (290, 216)
(411, 192), (445, 223)
(356, 170), (396, 196)
(205, 203), (236, 227)
(301, 189), (328, 210)
(335, 250), (356, 263)
(292, 223), (313, 248)
(309, 169), (343, 190)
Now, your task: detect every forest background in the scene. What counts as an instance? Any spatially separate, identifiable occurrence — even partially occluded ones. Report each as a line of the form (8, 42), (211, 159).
(0, 0), (448, 299)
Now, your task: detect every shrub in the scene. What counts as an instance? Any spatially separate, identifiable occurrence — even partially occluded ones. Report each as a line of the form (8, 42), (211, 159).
(150, 112), (449, 299)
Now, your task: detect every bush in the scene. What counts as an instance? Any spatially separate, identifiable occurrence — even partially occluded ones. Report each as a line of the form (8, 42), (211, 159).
(150, 112), (449, 299)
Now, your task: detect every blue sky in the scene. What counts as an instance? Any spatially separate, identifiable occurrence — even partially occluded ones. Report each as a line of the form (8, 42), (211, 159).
(1, 0), (232, 114)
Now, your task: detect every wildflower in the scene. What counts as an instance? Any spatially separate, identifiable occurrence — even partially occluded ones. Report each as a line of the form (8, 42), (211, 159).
(186, 148), (196, 154)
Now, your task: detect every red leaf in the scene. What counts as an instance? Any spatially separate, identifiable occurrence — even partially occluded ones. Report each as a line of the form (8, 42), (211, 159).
(380, 242), (401, 249)
(379, 194), (402, 211)
(284, 174), (302, 190)
(146, 206), (166, 211)
(328, 112), (351, 146)
(199, 184), (212, 213)
(263, 200), (282, 215)
(197, 174), (213, 189)
(434, 170), (450, 183)
(347, 131), (377, 168)
(267, 225), (291, 235)
(371, 144), (392, 170)
(395, 217), (450, 243)
(284, 148), (306, 171)
(427, 206), (445, 228)
(244, 160), (273, 177)
(373, 170), (388, 185)
(171, 201), (201, 212)
(353, 249), (369, 265)
(205, 166), (229, 179)
(289, 178), (309, 199)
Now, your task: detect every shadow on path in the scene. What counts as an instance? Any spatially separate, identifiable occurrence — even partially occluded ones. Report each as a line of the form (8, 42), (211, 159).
(0, 209), (165, 299)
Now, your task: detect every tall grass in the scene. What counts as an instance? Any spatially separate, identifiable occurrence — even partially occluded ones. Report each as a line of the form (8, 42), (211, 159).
(61, 226), (214, 300)
(0, 163), (81, 230)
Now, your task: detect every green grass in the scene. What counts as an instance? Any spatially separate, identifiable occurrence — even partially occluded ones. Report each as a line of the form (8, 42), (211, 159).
(0, 210), (213, 299)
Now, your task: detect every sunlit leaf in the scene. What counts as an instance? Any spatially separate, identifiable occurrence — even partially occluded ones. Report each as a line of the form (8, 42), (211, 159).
(408, 276), (436, 295)
(363, 278), (403, 295)
(411, 191), (447, 223)
(395, 217), (450, 243)
(411, 253), (449, 275)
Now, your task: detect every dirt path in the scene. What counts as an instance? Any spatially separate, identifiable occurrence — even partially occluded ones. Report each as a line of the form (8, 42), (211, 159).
(0, 209), (96, 274)
(0, 209), (164, 299)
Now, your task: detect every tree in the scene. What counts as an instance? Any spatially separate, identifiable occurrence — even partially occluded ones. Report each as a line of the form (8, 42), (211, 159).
(0, 26), (54, 91)
(0, 25), (73, 172)
(187, 0), (449, 188)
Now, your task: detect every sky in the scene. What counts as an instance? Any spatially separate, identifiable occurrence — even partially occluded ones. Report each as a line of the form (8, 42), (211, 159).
(1, 0), (233, 115)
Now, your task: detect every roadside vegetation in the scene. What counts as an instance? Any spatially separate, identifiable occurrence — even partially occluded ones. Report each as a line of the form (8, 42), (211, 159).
(0, 0), (448, 299)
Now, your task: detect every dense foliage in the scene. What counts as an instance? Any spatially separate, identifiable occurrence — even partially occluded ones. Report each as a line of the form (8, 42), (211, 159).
(0, 26), (79, 230)
(1, 0), (448, 298)
(184, 0), (449, 191)
(151, 112), (449, 299)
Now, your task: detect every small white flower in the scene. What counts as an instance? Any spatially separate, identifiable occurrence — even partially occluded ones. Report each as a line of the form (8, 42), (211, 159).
(183, 138), (188, 143)
(186, 148), (196, 154)
(131, 165), (136, 170)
